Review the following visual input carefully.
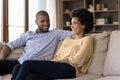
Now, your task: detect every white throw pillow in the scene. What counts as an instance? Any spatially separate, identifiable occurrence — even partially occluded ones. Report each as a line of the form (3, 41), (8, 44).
(87, 31), (110, 74)
(103, 30), (120, 76)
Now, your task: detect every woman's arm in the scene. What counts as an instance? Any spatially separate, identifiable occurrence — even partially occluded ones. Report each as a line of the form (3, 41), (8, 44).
(52, 59), (69, 64)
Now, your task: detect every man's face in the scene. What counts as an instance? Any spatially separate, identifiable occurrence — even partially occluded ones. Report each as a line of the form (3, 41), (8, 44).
(35, 15), (50, 33)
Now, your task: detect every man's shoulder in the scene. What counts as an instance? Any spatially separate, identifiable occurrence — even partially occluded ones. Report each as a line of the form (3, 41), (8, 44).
(83, 36), (93, 43)
(24, 31), (35, 35)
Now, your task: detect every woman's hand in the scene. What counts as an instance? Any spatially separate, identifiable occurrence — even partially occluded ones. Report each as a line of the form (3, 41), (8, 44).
(44, 57), (48, 60)
(52, 59), (69, 64)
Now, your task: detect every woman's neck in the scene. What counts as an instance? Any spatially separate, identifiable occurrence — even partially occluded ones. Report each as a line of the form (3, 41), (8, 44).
(74, 33), (85, 39)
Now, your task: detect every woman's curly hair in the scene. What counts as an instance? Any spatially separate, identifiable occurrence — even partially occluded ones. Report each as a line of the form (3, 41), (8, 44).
(70, 8), (93, 34)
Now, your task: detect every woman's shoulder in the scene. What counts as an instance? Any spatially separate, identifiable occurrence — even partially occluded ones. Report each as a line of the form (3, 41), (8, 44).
(84, 36), (93, 39)
(83, 36), (93, 42)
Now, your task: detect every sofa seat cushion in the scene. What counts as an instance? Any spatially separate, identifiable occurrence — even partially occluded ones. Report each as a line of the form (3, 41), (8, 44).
(0, 74), (12, 80)
(103, 31), (120, 76)
(57, 74), (102, 80)
(96, 76), (120, 80)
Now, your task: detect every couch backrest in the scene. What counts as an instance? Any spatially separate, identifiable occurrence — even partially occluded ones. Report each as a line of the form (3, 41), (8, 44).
(6, 47), (24, 60)
(103, 30), (120, 76)
(0, 43), (3, 52)
(87, 31), (110, 75)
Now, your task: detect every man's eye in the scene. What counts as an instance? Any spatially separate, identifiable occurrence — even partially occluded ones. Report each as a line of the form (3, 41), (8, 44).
(40, 20), (44, 23)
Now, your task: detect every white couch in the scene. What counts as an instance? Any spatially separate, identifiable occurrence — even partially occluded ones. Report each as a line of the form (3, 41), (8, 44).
(0, 30), (120, 80)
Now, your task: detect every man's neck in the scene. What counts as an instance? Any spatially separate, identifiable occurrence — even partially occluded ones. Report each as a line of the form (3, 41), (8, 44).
(36, 29), (49, 34)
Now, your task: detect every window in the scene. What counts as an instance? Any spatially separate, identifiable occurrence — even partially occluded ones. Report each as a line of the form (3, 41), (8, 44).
(0, 0), (57, 42)
(29, 0), (46, 31)
(8, 0), (25, 41)
(28, 0), (39, 31)
(28, 0), (57, 31)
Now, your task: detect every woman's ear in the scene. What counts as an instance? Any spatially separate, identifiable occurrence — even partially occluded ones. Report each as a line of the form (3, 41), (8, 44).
(82, 25), (85, 29)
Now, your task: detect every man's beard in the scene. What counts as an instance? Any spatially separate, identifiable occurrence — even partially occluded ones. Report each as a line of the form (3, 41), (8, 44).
(36, 28), (49, 33)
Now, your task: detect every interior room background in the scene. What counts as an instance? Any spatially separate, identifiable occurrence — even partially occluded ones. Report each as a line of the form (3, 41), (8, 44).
(0, 0), (63, 42)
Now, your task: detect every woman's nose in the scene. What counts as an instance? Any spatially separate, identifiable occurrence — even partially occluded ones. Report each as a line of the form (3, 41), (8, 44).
(71, 24), (73, 28)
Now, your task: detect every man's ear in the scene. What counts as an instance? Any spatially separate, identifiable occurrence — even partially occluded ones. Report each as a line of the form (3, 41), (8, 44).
(35, 20), (38, 25)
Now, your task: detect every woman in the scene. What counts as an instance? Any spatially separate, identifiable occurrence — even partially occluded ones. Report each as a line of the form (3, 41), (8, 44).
(15, 8), (94, 80)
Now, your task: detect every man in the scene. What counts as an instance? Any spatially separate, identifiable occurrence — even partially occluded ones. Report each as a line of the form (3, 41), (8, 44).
(0, 11), (72, 76)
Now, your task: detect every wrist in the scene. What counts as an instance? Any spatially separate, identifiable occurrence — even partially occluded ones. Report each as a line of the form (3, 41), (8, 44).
(0, 55), (5, 60)
(3, 42), (7, 47)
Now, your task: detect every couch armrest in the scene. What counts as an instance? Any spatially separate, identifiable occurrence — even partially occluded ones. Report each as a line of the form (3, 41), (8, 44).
(0, 42), (23, 60)
(0, 42), (3, 52)
(6, 47), (24, 60)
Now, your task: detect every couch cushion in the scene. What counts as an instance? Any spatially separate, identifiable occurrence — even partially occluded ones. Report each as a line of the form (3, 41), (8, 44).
(0, 74), (12, 80)
(96, 76), (120, 80)
(87, 32), (110, 74)
(103, 31), (120, 76)
(57, 74), (102, 80)
(6, 47), (23, 60)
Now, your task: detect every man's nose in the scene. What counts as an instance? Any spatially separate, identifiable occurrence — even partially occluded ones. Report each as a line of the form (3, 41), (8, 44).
(44, 21), (49, 25)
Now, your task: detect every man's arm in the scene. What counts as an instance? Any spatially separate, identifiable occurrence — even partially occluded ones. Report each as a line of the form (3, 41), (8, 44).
(0, 45), (11, 60)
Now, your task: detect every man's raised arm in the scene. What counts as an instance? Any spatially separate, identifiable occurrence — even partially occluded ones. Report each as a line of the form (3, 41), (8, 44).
(0, 45), (11, 60)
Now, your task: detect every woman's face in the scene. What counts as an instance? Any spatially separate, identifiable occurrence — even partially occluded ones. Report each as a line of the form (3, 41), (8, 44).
(71, 17), (85, 35)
